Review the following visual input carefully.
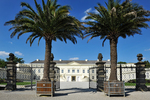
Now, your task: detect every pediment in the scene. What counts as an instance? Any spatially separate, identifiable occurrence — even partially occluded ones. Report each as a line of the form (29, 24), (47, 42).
(67, 61), (80, 65)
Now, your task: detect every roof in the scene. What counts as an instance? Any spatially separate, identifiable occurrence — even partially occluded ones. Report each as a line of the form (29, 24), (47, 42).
(31, 60), (111, 64)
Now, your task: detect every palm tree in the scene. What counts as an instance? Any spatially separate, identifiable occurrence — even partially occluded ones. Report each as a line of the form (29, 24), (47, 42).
(84, 0), (150, 81)
(5, 0), (83, 82)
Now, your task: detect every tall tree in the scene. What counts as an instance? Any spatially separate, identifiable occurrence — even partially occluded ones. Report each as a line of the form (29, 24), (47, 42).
(5, 0), (83, 81)
(84, 0), (150, 81)
(0, 59), (6, 68)
(144, 60), (150, 68)
(6, 56), (24, 63)
(117, 61), (127, 64)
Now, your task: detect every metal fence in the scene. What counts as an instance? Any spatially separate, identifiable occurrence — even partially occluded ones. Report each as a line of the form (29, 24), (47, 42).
(0, 68), (7, 84)
(105, 65), (137, 89)
(89, 67), (97, 89)
(89, 64), (150, 90)
(15, 66), (60, 90)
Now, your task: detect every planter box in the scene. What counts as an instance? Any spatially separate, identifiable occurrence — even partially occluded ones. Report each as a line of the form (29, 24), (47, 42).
(104, 81), (125, 97)
(36, 81), (54, 97)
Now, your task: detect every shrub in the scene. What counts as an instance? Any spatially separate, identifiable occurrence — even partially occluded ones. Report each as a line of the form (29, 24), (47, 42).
(127, 79), (136, 83)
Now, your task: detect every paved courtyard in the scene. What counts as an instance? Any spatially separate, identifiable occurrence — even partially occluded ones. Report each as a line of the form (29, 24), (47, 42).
(0, 82), (150, 100)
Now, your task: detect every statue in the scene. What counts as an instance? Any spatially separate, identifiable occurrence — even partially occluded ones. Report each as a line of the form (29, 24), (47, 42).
(9, 53), (15, 61)
(98, 53), (103, 61)
(137, 53), (143, 62)
(50, 53), (54, 61)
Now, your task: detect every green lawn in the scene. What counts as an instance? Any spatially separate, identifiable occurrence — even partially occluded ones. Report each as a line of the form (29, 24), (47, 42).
(0, 82), (36, 85)
(125, 83), (150, 86)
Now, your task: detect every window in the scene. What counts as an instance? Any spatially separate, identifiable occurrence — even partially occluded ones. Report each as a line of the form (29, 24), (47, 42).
(92, 70), (94, 73)
(92, 76), (94, 79)
(106, 76), (108, 79)
(61, 69), (64, 73)
(147, 73), (149, 78)
(57, 70), (59, 73)
(131, 68), (133, 71)
(68, 69), (70, 73)
(72, 69), (75, 73)
(129, 75), (130, 78)
(38, 69), (40, 73)
(132, 74), (134, 78)
(106, 70), (108, 73)
(124, 75), (126, 78)
(83, 69), (85, 73)
(77, 69), (79, 73)
(87, 70), (89, 73)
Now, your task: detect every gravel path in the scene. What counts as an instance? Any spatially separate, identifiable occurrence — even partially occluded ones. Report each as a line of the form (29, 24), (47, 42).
(0, 82), (150, 100)
(0, 88), (150, 100)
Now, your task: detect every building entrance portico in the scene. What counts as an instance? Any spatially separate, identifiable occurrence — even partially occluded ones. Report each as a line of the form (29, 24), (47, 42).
(72, 76), (76, 81)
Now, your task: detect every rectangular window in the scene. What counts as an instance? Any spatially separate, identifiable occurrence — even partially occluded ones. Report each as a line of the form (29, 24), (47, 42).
(68, 69), (70, 73)
(124, 75), (126, 78)
(61, 69), (64, 73)
(92, 76), (94, 79)
(106, 70), (108, 73)
(147, 73), (149, 78)
(72, 69), (75, 73)
(106, 76), (108, 79)
(33, 69), (36, 73)
(131, 68), (133, 71)
(132, 74), (134, 78)
(38, 69), (40, 73)
(77, 69), (79, 73)
(83, 69), (85, 73)
(87, 70), (89, 73)
(92, 69), (94, 73)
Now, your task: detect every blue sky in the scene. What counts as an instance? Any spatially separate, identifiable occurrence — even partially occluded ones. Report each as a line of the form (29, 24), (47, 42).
(0, 0), (150, 63)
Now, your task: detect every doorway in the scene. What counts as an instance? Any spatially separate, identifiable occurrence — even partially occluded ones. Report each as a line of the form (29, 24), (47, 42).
(71, 76), (76, 81)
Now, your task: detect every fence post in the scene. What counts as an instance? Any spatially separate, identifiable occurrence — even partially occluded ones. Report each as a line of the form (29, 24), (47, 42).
(5, 53), (17, 90)
(96, 53), (106, 92)
(120, 64), (122, 81)
(135, 54), (148, 91)
(89, 68), (90, 89)
(31, 66), (33, 90)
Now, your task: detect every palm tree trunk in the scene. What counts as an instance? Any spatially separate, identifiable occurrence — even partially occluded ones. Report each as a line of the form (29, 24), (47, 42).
(109, 39), (118, 81)
(41, 39), (52, 81)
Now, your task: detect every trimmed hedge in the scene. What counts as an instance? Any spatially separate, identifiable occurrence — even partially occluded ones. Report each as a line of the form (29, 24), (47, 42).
(127, 79), (150, 83)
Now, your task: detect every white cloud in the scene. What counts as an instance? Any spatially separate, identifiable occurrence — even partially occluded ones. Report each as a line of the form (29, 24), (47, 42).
(143, 57), (146, 60)
(69, 57), (79, 60)
(81, 15), (88, 21)
(94, 9), (99, 14)
(0, 51), (9, 57)
(145, 48), (150, 51)
(81, 8), (99, 21)
(9, 42), (13, 44)
(85, 8), (92, 14)
(15, 51), (23, 56)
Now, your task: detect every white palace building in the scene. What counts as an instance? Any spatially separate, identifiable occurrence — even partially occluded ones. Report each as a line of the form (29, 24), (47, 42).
(19, 59), (150, 82)
(1, 59), (150, 82)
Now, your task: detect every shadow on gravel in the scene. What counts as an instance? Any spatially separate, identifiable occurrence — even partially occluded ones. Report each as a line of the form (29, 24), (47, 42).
(0, 87), (5, 90)
(125, 88), (136, 97)
(54, 88), (97, 97)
